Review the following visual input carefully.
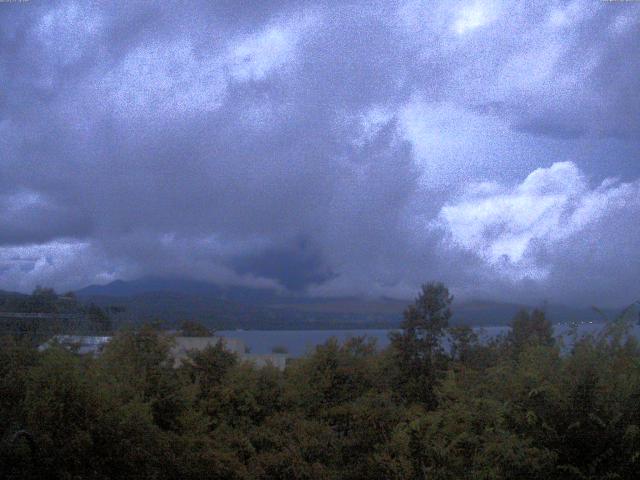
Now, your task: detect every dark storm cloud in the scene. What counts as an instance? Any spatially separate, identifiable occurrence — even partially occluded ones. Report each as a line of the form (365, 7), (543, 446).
(231, 237), (336, 291)
(514, 117), (586, 140)
(0, 0), (639, 305)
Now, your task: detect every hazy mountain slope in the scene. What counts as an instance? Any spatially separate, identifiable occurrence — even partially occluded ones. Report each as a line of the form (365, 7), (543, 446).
(74, 278), (623, 329)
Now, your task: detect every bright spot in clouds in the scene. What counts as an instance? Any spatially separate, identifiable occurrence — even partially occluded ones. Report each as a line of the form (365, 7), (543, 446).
(437, 162), (640, 281)
(453, 1), (498, 34)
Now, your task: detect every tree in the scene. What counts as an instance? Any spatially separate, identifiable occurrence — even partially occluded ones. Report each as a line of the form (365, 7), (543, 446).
(508, 309), (554, 354)
(448, 325), (478, 365)
(389, 282), (452, 407)
(0, 337), (39, 450)
(180, 320), (212, 337)
(98, 325), (185, 431)
(181, 341), (237, 401)
(18, 347), (99, 478)
(86, 304), (112, 334)
(27, 287), (58, 313)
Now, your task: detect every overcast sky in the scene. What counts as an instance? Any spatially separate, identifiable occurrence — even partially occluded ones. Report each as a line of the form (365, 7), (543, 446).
(1, 0), (639, 306)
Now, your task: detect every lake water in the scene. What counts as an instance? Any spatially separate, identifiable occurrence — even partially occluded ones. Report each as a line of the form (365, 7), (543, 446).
(218, 323), (640, 357)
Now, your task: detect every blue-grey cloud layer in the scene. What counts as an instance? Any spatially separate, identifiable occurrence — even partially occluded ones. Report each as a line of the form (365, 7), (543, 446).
(0, 0), (639, 306)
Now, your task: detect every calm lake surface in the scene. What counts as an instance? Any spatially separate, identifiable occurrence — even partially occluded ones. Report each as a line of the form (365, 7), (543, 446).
(219, 324), (640, 357)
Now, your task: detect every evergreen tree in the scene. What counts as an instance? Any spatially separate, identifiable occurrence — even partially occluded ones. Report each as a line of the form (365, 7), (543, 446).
(508, 308), (555, 355)
(390, 282), (452, 407)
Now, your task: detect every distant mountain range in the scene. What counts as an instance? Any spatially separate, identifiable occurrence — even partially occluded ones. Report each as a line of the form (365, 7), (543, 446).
(77, 277), (285, 304)
(0, 289), (26, 301)
(74, 277), (623, 330)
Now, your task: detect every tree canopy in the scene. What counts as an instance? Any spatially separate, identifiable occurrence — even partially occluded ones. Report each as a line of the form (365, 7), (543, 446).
(2, 283), (640, 479)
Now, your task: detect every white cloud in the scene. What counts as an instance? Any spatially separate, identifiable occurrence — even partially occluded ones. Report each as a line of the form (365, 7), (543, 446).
(397, 98), (516, 189)
(100, 39), (227, 117)
(1, 189), (47, 213)
(36, 2), (104, 65)
(548, 1), (586, 29)
(227, 12), (317, 82)
(100, 11), (318, 118)
(435, 161), (640, 280)
(0, 241), (100, 293)
(453, 1), (500, 35)
(338, 105), (396, 148)
(0, 233), (287, 294)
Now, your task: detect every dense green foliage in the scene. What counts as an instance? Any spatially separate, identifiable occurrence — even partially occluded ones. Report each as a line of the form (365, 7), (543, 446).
(1, 283), (640, 479)
(0, 287), (81, 314)
(0, 288), (112, 341)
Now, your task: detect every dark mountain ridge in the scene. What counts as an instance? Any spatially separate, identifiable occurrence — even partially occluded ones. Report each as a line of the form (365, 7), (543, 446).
(75, 277), (621, 330)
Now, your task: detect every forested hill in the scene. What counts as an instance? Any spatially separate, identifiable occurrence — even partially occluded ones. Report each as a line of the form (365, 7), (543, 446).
(1, 288), (79, 314)
(75, 278), (619, 330)
(0, 288), (112, 340)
